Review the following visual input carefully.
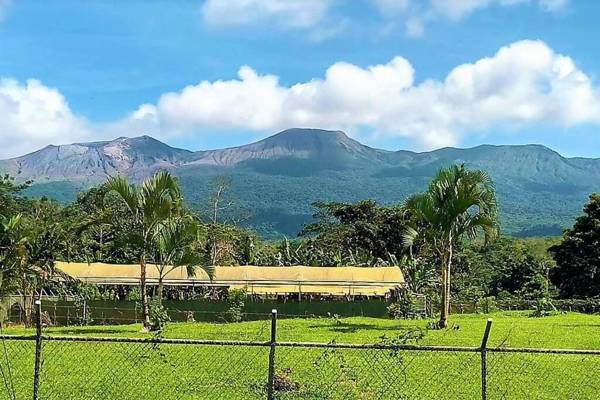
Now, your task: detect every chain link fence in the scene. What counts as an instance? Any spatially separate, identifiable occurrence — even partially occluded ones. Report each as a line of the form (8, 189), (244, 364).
(0, 310), (599, 399)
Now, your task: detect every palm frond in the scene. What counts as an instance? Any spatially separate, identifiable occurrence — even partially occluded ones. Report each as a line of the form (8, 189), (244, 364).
(105, 176), (140, 214)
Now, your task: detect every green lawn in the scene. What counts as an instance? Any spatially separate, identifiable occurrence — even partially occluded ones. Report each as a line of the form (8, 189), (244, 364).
(2, 312), (599, 399)
(5, 311), (600, 349)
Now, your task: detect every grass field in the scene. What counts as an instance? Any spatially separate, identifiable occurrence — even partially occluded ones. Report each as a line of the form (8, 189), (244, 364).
(5, 311), (600, 349)
(2, 312), (600, 399)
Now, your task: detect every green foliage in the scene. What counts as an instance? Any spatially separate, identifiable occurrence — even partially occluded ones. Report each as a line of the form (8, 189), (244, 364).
(387, 292), (419, 319)
(530, 298), (558, 318)
(403, 164), (499, 327)
(224, 288), (247, 323)
(153, 215), (213, 302)
(550, 193), (600, 297)
(453, 237), (551, 301)
(300, 200), (412, 263)
(59, 184), (141, 263)
(149, 298), (171, 331)
(76, 283), (101, 301)
(398, 255), (437, 294)
(106, 170), (185, 328)
(126, 287), (142, 301)
(474, 297), (498, 314)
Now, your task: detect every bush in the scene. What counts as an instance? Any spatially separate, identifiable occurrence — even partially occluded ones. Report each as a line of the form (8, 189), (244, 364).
(224, 288), (247, 323)
(76, 283), (101, 301)
(530, 298), (558, 318)
(387, 292), (418, 319)
(475, 296), (498, 314)
(126, 287), (141, 301)
(149, 298), (170, 331)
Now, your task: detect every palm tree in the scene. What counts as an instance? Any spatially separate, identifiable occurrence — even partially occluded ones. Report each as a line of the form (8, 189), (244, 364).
(154, 216), (214, 304)
(403, 165), (498, 328)
(106, 170), (183, 330)
(0, 215), (28, 297)
(0, 212), (59, 326)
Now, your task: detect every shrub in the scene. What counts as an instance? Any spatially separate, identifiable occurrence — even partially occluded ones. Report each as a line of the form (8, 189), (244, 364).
(126, 287), (141, 301)
(149, 298), (170, 331)
(224, 288), (247, 323)
(530, 297), (558, 318)
(475, 296), (498, 314)
(387, 292), (418, 319)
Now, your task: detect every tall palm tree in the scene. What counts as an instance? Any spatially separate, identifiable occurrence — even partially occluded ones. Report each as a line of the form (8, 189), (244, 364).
(403, 165), (498, 328)
(154, 216), (214, 304)
(106, 170), (183, 330)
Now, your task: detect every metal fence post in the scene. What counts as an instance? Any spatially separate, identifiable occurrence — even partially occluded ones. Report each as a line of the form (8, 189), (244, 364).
(267, 309), (277, 400)
(33, 299), (43, 400)
(480, 319), (493, 400)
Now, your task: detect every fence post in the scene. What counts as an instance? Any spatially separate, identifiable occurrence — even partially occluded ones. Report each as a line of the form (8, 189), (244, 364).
(267, 309), (278, 400)
(480, 319), (493, 400)
(32, 299), (43, 400)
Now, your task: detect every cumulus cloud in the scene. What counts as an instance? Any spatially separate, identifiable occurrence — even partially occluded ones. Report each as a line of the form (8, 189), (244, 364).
(0, 79), (92, 158)
(1, 40), (598, 157)
(127, 40), (600, 149)
(374, 0), (570, 37)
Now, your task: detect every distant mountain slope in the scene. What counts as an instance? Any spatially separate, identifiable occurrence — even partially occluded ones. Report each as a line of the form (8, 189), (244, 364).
(1, 128), (599, 238)
(0, 135), (191, 183)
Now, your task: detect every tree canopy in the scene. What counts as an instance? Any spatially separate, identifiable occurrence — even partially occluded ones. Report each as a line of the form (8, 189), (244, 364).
(550, 194), (600, 298)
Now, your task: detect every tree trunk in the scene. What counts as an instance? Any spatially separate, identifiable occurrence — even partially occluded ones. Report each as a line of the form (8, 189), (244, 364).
(438, 262), (448, 328)
(157, 275), (164, 305)
(438, 243), (453, 329)
(140, 249), (151, 330)
(21, 260), (34, 328)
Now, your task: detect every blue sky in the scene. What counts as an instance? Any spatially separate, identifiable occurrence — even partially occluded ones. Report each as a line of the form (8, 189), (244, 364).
(1, 0), (599, 158)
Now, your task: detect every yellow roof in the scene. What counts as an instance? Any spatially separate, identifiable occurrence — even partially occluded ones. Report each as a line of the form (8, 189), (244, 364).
(55, 262), (404, 296)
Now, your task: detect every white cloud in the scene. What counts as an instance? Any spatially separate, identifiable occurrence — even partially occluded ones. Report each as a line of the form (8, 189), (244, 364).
(374, 0), (570, 36)
(201, 0), (334, 30)
(200, 0), (569, 40)
(0, 79), (92, 158)
(539, 0), (569, 12)
(126, 40), (600, 150)
(1, 40), (598, 157)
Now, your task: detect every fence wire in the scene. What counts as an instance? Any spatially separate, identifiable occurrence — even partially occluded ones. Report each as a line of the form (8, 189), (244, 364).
(0, 335), (599, 400)
(486, 348), (600, 399)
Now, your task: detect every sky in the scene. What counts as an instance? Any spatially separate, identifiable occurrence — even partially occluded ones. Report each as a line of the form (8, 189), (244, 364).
(1, 0), (600, 158)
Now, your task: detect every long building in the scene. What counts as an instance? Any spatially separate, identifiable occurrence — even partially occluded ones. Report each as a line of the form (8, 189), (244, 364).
(56, 262), (405, 297)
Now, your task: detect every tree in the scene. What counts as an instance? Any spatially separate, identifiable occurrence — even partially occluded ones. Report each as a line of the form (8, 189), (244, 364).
(153, 216), (214, 304)
(0, 215), (27, 296)
(403, 165), (498, 328)
(0, 201), (61, 326)
(300, 200), (412, 263)
(106, 170), (183, 330)
(207, 176), (235, 266)
(452, 237), (549, 301)
(549, 193), (600, 297)
(62, 184), (140, 263)
(0, 174), (30, 218)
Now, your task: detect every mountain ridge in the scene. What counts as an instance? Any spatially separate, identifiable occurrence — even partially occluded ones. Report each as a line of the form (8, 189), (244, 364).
(1, 128), (598, 238)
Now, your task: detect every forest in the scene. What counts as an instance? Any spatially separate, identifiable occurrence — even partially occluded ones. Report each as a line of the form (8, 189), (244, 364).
(1, 164), (599, 329)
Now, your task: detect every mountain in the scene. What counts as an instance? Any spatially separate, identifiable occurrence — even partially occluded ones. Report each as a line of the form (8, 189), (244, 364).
(0, 135), (191, 183)
(2, 128), (599, 238)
